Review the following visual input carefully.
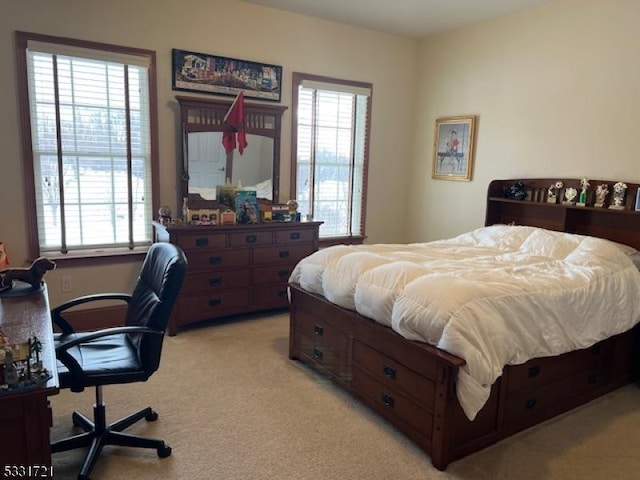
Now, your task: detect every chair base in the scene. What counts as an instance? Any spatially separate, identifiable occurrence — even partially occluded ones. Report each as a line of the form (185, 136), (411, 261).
(52, 393), (171, 480)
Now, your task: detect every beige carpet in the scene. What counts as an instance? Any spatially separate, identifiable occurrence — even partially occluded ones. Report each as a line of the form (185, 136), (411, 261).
(50, 312), (640, 480)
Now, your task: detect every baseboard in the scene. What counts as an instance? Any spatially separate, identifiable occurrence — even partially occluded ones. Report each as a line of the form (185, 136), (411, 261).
(55, 305), (127, 332)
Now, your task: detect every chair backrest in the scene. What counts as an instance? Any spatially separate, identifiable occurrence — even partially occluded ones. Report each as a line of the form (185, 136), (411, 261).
(125, 242), (187, 374)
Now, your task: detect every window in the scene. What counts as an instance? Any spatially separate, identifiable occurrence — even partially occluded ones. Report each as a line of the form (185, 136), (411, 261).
(15, 32), (158, 260)
(291, 73), (371, 243)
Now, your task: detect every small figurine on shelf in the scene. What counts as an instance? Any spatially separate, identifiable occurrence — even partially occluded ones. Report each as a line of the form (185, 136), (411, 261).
(563, 187), (578, 205)
(547, 181), (564, 204)
(502, 181), (527, 200)
(577, 177), (590, 207)
(594, 184), (609, 207)
(609, 182), (628, 210)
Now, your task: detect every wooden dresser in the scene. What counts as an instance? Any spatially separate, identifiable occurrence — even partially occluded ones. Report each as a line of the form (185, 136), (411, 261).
(154, 221), (322, 335)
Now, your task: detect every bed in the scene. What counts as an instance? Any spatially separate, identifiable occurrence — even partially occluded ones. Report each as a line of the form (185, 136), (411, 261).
(287, 178), (640, 470)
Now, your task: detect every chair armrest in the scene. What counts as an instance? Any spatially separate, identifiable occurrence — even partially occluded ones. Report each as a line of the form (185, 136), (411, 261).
(51, 293), (132, 335)
(55, 326), (163, 384)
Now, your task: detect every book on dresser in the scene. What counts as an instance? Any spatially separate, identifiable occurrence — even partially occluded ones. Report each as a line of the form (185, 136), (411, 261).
(153, 221), (322, 335)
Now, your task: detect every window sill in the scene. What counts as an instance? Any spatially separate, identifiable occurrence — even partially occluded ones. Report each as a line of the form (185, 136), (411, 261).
(38, 246), (149, 266)
(319, 235), (366, 248)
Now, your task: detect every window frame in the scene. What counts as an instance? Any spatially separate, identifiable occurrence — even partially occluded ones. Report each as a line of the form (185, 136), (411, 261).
(15, 31), (159, 264)
(290, 72), (371, 247)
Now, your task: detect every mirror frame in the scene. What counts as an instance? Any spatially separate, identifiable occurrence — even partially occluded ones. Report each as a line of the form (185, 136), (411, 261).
(176, 95), (288, 208)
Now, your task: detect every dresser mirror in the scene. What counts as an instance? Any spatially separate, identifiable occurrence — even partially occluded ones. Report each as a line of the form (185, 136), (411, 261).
(176, 95), (288, 208)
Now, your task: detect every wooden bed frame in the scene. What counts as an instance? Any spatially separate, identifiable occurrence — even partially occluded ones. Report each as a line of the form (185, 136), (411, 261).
(288, 178), (640, 470)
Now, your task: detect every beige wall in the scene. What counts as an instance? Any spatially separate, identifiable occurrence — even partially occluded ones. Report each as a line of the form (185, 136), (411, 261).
(0, 0), (417, 305)
(410, 0), (640, 241)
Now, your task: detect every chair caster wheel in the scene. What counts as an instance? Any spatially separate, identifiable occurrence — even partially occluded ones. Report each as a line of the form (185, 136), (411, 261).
(145, 410), (159, 421)
(158, 444), (172, 458)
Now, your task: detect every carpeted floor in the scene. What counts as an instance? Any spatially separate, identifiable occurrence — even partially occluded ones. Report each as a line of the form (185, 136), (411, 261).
(50, 312), (640, 480)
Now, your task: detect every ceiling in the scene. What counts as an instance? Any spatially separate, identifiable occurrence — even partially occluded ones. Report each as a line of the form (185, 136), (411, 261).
(241, 0), (552, 38)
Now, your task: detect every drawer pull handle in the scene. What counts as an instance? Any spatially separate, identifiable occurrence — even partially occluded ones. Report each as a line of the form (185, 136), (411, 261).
(209, 277), (223, 287)
(208, 298), (222, 307)
(314, 324), (324, 336)
(383, 365), (397, 380)
(588, 374), (598, 384)
(278, 289), (287, 298)
(528, 366), (541, 378)
(278, 269), (290, 278)
(290, 232), (300, 240)
(313, 347), (323, 359)
(525, 398), (537, 410)
(195, 238), (209, 247)
(381, 393), (395, 408)
(279, 250), (290, 258)
(245, 235), (257, 244)
(209, 256), (222, 265)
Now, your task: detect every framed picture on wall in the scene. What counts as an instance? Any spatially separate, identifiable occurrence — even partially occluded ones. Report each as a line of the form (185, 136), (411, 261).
(172, 49), (282, 102)
(432, 115), (477, 181)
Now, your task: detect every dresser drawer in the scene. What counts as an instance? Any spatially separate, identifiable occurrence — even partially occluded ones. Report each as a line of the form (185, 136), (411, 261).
(175, 233), (226, 251)
(252, 264), (295, 285)
(353, 341), (435, 410)
(178, 290), (250, 322)
(253, 244), (315, 265)
(186, 249), (251, 271)
(229, 231), (273, 247)
(296, 333), (348, 380)
(182, 270), (250, 294)
(251, 285), (289, 308)
(505, 338), (615, 394)
(275, 228), (316, 244)
(352, 365), (433, 440)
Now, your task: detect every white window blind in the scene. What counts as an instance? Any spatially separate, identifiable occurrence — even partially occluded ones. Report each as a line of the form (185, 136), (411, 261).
(295, 78), (370, 239)
(26, 41), (153, 255)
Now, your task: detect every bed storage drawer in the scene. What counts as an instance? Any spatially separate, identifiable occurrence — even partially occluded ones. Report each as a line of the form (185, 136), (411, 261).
(503, 363), (612, 429)
(294, 308), (347, 353)
(505, 337), (615, 393)
(352, 340), (436, 410)
(296, 333), (348, 379)
(352, 365), (434, 441)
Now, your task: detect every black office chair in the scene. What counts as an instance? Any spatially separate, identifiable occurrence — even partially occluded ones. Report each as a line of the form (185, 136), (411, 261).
(51, 243), (187, 480)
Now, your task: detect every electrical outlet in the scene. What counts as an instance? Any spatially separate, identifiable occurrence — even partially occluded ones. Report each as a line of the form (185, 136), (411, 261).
(61, 275), (72, 293)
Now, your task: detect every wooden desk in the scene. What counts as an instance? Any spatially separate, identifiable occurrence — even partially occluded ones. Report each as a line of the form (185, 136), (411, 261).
(0, 285), (59, 471)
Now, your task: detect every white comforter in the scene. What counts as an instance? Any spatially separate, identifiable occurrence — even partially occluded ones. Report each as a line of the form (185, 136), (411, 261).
(289, 225), (640, 420)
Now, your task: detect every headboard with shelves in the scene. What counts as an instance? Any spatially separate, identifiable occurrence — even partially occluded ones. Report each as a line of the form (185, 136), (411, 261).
(486, 178), (640, 250)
